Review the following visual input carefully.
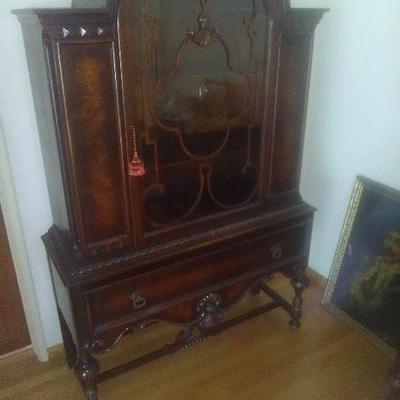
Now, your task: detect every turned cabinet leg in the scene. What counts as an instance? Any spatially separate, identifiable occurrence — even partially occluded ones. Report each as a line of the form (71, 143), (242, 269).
(57, 308), (77, 369)
(289, 265), (310, 328)
(76, 345), (99, 400)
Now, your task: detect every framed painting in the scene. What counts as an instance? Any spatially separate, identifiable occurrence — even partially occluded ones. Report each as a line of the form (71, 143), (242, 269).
(323, 176), (400, 355)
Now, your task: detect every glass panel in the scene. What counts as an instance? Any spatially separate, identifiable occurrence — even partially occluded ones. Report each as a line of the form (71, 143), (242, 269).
(135, 0), (269, 230)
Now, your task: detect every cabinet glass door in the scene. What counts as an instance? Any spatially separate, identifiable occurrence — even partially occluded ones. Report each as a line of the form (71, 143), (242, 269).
(133, 0), (270, 233)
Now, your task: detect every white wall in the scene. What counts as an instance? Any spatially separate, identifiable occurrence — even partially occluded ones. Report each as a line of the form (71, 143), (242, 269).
(300, 0), (400, 277)
(293, 0), (330, 7)
(1, 0), (399, 348)
(0, 0), (72, 348)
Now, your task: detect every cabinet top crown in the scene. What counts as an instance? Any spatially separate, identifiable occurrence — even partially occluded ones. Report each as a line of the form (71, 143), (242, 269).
(14, 0), (328, 35)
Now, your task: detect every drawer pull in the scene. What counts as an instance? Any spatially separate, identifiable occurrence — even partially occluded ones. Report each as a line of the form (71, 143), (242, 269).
(130, 292), (147, 310)
(270, 244), (283, 260)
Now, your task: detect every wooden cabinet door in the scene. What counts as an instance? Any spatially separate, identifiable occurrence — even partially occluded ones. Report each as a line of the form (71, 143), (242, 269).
(0, 206), (30, 355)
(45, 37), (134, 257)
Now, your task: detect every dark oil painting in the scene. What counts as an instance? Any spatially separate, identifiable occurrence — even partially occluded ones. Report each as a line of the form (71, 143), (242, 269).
(328, 177), (400, 352)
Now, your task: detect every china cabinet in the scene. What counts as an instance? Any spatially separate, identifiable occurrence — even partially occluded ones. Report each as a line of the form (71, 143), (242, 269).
(16, 1), (326, 398)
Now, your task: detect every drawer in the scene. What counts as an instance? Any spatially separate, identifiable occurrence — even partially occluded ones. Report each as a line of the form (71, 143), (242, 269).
(85, 222), (311, 329)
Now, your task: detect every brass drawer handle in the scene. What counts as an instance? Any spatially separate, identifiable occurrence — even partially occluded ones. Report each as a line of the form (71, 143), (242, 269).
(130, 292), (147, 310)
(270, 244), (283, 260)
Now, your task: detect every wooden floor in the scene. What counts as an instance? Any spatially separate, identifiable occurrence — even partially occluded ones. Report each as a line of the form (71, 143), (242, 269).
(0, 271), (393, 400)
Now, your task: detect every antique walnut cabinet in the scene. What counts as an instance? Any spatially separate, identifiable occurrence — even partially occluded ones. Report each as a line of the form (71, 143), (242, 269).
(16, 1), (326, 398)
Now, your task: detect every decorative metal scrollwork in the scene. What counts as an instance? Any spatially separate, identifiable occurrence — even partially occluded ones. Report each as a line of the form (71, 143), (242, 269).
(187, 4), (219, 47)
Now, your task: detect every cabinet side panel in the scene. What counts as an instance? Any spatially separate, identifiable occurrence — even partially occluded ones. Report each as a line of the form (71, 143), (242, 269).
(19, 20), (71, 236)
(50, 262), (77, 344)
(271, 34), (312, 194)
(57, 42), (130, 247)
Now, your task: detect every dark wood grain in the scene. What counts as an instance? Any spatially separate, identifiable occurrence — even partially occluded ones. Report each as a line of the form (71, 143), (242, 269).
(55, 42), (130, 247)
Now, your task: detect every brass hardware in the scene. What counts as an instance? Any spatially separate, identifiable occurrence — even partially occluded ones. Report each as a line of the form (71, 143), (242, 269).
(270, 244), (283, 260)
(130, 291), (147, 310)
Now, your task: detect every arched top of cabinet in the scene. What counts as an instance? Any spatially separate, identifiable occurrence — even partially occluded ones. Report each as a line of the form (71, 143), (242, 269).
(70, 0), (328, 23)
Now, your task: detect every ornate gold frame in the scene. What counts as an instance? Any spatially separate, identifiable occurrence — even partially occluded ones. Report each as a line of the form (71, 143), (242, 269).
(323, 176), (397, 357)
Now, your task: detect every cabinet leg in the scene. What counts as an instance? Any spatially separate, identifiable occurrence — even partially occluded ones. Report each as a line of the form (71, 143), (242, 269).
(289, 265), (310, 328)
(57, 308), (77, 369)
(76, 346), (99, 400)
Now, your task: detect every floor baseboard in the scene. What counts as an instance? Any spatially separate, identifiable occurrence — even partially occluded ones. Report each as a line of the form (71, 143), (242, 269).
(0, 345), (32, 360)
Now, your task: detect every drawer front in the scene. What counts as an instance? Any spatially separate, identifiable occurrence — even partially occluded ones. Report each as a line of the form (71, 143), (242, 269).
(85, 222), (311, 329)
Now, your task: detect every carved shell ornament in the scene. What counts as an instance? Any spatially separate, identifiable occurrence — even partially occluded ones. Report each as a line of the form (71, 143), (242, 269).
(196, 292), (224, 333)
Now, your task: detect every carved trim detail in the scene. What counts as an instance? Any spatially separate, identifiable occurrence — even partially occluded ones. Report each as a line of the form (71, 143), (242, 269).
(75, 208), (309, 273)
(196, 292), (224, 334)
(91, 321), (155, 353)
(86, 275), (297, 383)
(62, 27), (70, 37)
(91, 288), (239, 354)
(43, 203), (314, 285)
(42, 24), (112, 41)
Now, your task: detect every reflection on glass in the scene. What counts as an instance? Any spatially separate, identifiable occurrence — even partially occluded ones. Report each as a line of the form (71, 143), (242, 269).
(154, 72), (249, 133)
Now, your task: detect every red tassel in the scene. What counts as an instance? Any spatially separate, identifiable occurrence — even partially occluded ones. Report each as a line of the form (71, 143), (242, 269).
(129, 155), (145, 177)
(128, 125), (145, 177)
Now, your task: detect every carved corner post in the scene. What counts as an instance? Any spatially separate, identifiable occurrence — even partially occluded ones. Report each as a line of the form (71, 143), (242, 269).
(76, 343), (100, 400)
(387, 354), (400, 400)
(289, 265), (310, 328)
